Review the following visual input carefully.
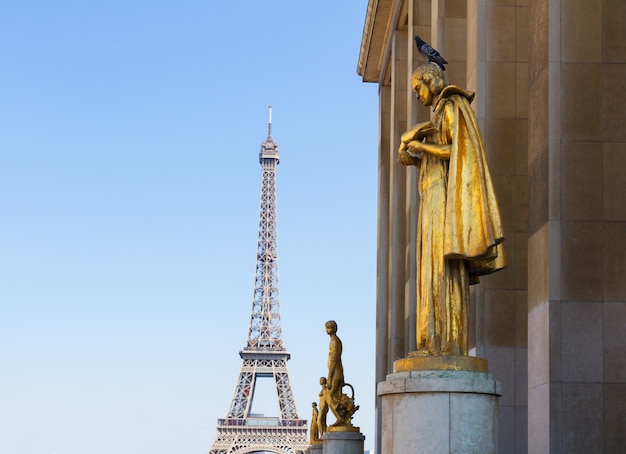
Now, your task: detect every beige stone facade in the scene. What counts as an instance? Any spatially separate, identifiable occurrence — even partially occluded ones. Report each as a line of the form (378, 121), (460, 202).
(358, 1), (626, 453)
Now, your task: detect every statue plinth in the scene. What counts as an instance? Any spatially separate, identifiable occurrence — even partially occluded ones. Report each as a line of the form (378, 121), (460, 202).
(327, 425), (361, 433)
(307, 441), (323, 454)
(321, 429), (365, 454)
(394, 353), (489, 373)
(379, 355), (501, 453)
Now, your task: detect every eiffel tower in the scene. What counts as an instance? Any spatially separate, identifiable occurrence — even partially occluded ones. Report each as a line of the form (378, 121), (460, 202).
(208, 107), (309, 454)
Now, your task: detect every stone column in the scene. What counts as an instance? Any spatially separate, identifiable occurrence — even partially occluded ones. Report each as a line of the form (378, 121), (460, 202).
(527, 0), (626, 452)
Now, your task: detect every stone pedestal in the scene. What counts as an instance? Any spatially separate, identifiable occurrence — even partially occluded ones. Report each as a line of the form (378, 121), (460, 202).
(378, 355), (501, 454)
(307, 442), (323, 454)
(322, 428), (365, 454)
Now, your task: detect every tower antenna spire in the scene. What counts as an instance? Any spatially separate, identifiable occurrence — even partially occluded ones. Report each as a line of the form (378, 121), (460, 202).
(267, 105), (273, 139)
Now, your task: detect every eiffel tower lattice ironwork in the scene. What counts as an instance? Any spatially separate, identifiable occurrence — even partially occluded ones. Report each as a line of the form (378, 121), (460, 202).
(208, 107), (308, 454)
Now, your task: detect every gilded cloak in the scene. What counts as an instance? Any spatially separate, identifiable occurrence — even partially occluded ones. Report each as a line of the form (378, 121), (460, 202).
(435, 85), (506, 279)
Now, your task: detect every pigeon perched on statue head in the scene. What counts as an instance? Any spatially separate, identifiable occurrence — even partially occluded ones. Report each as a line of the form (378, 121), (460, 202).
(414, 35), (448, 71)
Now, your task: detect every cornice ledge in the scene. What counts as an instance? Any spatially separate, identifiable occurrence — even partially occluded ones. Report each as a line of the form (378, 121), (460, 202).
(356, 0), (400, 84)
(357, 0), (378, 79)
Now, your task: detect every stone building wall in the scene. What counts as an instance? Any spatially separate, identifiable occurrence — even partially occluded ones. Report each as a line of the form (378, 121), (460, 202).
(358, 1), (626, 453)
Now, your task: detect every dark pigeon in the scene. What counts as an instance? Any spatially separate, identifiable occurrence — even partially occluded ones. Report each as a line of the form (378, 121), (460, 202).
(414, 35), (448, 71)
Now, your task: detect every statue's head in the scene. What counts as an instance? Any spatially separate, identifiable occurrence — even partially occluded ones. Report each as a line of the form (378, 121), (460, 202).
(325, 320), (337, 334)
(320, 376), (327, 385)
(411, 63), (449, 106)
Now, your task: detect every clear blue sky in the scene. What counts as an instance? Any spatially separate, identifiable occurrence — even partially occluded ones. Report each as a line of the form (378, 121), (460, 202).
(0, 2), (379, 453)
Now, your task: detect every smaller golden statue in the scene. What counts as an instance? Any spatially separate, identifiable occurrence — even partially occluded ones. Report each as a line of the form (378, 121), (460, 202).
(314, 321), (359, 438)
(317, 377), (329, 437)
(310, 402), (320, 444)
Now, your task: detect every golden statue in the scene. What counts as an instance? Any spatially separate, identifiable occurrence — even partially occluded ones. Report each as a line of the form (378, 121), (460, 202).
(325, 320), (344, 398)
(317, 377), (329, 436)
(398, 63), (506, 357)
(318, 321), (359, 431)
(310, 402), (320, 444)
